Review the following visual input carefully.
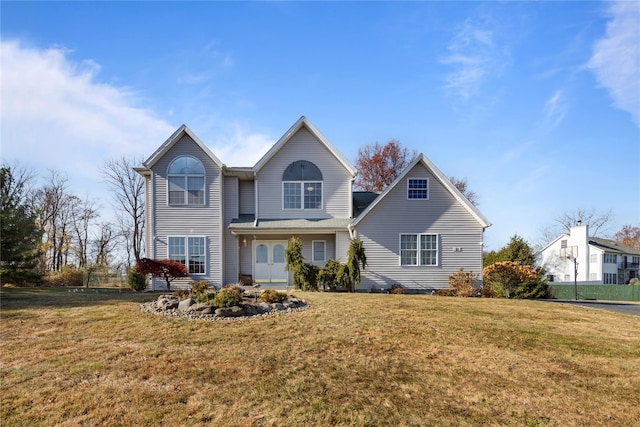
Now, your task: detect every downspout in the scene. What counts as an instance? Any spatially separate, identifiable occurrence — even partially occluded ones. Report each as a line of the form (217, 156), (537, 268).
(348, 174), (357, 239)
(349, 175), (356, 219)
(253, 173), (259, 227)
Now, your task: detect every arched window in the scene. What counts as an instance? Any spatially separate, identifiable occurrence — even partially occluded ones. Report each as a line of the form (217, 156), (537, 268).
(167, 156), (205, 205)
(282, 161), (323, 209)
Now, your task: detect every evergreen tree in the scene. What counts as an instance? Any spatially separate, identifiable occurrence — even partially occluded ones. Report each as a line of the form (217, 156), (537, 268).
(483, 234), (535, 267)
(1, 166), (43, 284)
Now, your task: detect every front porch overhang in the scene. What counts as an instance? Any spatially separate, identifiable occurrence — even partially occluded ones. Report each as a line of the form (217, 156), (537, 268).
(229, 216), (352, 236)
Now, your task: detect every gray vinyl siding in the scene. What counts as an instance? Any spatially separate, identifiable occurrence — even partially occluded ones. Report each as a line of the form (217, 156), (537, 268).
(355, 163), (484, 291)
(150, 134), (224, 290)
(223, 177), (239, 285)
(239, 180), (255, 216)
(144, 175), (153, 259)
(256, 127), (352, 219)
(143, 174), (154, 290)
(238, 243), (252, 279)
(335, 231), (351, 263)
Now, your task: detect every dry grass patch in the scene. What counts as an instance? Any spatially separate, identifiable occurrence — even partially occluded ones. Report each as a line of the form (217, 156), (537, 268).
(1, 288), (639, 426)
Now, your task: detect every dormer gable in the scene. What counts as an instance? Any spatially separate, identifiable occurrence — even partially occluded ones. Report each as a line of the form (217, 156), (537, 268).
(352, 153), (491, 229)
(253, 116), (356, 177)
(142, 124), (225, 170)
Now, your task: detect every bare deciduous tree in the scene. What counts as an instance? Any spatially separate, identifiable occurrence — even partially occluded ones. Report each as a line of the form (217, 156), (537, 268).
(92, 222), (117, 267)
(70, 196), (98, 268)
(101, 156), (145, 266)
(34, 170), (72, 271)
(536, 208), (613, 250)
(449, 176), (479, 206)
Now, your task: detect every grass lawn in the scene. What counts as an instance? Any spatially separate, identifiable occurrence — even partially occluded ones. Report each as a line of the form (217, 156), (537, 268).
(1, 287), (639, 426)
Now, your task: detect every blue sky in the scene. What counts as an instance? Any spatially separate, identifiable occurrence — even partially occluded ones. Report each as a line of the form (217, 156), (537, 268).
(1, 1), (639, 251)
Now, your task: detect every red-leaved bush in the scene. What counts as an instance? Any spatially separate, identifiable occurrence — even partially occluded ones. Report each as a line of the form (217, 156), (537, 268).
(135, 258), (188, 291)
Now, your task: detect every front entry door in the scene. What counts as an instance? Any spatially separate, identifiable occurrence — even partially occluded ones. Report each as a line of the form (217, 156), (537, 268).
(254, 241), (288, 284)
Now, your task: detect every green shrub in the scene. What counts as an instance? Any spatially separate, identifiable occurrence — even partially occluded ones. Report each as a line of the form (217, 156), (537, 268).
(298, 262), (319, 291)
(191, 280), (209, 295)
(127, 268), (147, 291)
(319, 259), (341, 291)
(194, 291), (216, 303)
(389, 283), (405, 294)
(260, 289), (288, 303)
(213, 287), (244, 307)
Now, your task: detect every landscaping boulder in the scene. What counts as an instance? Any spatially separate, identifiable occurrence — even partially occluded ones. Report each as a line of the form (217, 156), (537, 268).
(157, 294), (179, 310)
(215, 306), (246, 317)
(188, 302), (214, 314)
(178, 298), (195, 312)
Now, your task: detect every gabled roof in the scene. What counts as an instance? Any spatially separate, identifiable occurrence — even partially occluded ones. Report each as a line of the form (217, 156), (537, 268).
(351, 153), (491, 229)
(141, 124), (225, 170)
(590, 237), (640, 256)
(253, 116), (357, 176)
(353, 191), (379, 217)
(534, 233), (570, 256)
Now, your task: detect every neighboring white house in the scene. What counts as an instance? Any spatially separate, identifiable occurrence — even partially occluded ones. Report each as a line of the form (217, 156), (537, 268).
(135, 116), (491, 292)
(536, 223), (640, 285)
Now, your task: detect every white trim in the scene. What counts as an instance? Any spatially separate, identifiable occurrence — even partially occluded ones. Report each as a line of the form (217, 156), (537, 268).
(144, 125), (224, 170)
(398, 233), (439, 267)
(167, 235), (207, 275)
(254, 116), (357, 177)
(282, 181), (323, 210)
(407, 177), (429, 200)
(167, 156), (206, 206)
(312, 240), (327, 263)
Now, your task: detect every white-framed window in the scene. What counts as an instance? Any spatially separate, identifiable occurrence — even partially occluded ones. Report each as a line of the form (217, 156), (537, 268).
(603, 273), (617, 284)
(590, 254), (597, 263)
(312, 240), (326, 262)
(400, 233), (438, 266)
(168, 236), (206, 274)
(282, 160), (323, 210)
(590, 273), (597, 281)
(564, 274), (570, 282)
(603, 253), (617, 264)
(407, 178), (429, 200)
(167, 156), (205, 206)
(282, 182), (322, 209)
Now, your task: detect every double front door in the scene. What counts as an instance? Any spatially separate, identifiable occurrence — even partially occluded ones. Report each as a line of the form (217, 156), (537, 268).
(254, 241), (288, 284)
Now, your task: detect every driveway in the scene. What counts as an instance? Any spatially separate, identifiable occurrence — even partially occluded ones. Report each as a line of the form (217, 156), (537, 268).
(544, 300), (640, 316)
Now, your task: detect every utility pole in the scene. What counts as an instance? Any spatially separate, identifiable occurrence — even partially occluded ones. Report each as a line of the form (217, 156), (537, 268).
(570, 246), (578, 300)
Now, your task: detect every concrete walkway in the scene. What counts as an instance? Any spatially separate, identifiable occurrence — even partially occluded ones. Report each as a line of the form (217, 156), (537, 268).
(543, 300), (640, 316)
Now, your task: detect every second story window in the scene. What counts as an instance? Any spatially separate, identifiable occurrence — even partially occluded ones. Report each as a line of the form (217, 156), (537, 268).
(168, 156), (205, 205)
(282, 160), (323, 210)
(408, 178), (428, 199)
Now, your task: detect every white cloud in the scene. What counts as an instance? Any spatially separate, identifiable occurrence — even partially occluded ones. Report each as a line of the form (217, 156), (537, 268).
(441, 17), (507, 100)
(188, 118), (275, 167)
(0, 40), (175, 190)
(544, 89), (568, 128)
(0, 40), (272, 198)
(587, 0), (640, 126)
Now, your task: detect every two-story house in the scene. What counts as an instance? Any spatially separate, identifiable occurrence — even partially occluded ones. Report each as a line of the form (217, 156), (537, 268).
(536, 223), (640, 285)
(135, 116), (491, 292)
